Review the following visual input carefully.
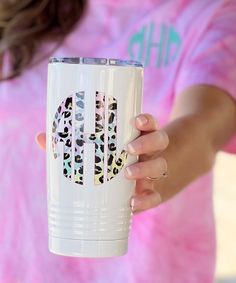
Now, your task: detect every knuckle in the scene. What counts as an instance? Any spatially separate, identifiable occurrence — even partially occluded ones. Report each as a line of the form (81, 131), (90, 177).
(163, 131), (169, 146)
(137, 136), (147, 152)
(153, 131), (169, 150)
(130, 162), (141, 174)
(132, 139), (143, 154)
(137, 162), (145, 172)
(156, 157), (168, 171)
(160, 130), (169, 148)
(138, 161), (149, 176)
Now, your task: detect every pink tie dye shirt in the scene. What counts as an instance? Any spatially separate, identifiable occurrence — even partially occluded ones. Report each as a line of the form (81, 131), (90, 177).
(1, 0), (236, 282)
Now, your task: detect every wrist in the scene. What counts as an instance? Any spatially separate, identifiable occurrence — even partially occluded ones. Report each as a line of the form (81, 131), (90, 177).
(155, 115), (216, 202)
(167, 114), (215, 166)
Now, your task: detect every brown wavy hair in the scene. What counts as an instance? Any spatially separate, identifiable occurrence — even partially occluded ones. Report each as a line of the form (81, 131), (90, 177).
(0, 0), (87, 80)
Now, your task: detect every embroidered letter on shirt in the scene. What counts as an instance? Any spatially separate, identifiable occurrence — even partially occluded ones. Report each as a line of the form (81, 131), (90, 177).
(128, 22), (182, 68)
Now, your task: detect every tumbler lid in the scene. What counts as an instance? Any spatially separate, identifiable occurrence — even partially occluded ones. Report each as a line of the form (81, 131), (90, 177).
(49, 56), (143, 68)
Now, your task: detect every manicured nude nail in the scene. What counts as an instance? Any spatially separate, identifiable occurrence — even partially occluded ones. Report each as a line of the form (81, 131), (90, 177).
(130, 197), (143, 211)
(131, 193), (162, 212)
(127, 141), (141, 154)
(125, 166), (140, 177)
(136, 115), (148, 126)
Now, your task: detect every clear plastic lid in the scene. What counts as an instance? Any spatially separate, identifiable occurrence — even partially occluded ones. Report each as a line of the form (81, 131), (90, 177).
(49, 57), (143, 68)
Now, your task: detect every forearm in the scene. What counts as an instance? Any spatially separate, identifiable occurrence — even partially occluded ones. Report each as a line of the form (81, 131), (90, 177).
(154, 115), (215, 202)
(153, 86), (236, 202)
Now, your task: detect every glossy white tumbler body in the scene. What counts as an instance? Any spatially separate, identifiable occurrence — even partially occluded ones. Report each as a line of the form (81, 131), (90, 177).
(46, 57), (143, 257)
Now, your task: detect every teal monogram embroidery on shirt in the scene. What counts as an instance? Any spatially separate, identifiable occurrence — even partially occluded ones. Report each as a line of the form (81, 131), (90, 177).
(128, 22), (182, 68)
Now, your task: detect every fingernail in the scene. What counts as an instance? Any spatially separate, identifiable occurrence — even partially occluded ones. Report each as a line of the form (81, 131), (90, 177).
(125, 166), (140, 177)
(136, 115), (148, 126)
(127, 141), (141, 154)
(130, 193), (162, 212)
(130, 197), (143, 211)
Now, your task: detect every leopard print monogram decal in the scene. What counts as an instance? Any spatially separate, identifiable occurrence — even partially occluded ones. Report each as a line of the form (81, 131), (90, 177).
(52, 96), (73, 180)
(107, 96), (128, 181)
(52, 91), (127, 185)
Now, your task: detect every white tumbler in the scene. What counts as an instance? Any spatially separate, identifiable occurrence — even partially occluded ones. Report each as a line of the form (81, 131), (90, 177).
(46, 57), (143, 257)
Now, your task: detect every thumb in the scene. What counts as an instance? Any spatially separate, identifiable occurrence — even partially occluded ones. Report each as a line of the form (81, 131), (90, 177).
(35, 132), (46, 151)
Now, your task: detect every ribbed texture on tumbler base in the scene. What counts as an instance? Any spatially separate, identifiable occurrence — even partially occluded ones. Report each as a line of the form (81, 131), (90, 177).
(49, 236), (128, 258)
(48, 203), (132, 239)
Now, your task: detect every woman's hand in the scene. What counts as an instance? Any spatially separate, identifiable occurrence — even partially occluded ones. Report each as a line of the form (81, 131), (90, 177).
(36, 85), (236, 216)
(124, 114), (169, 214)
(35, 113), (169, 215)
